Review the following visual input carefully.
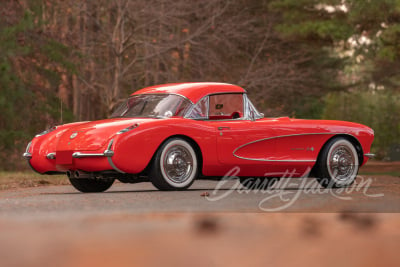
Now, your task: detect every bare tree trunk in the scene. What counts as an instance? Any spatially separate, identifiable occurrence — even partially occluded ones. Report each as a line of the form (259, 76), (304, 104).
(72, 74), (80, 118)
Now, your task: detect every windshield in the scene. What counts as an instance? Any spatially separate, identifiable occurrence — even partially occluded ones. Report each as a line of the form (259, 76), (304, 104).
(111, 94), (192, 118)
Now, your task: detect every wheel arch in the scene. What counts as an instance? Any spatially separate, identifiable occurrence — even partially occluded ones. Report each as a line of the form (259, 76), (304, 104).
(145, 134), (204, 176)
(311, 133), (364, 176)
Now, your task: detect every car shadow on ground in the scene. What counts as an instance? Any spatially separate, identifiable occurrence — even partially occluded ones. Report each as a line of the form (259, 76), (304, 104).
(40, 184), (384, 195)
(41, 188), (232, 195)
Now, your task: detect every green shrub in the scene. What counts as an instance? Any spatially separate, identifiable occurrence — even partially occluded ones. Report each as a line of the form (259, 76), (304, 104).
(322, 91), (400, 159)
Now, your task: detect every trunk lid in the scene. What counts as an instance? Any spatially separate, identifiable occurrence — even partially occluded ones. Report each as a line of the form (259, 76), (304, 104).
(56, 118), (154, 151)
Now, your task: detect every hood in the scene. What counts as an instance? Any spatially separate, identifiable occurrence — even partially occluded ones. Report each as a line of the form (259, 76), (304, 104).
(56, 118), (155, 151)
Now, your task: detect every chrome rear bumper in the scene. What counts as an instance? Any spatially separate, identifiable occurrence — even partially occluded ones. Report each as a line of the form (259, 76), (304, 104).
(23, 152), (32, 159)
(71, 140), (125, 174)
(22, 142), (32, 159)
(72, 140), (115, 158)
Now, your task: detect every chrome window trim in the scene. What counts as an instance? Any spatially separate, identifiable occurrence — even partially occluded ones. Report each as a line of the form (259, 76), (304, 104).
(133, 93), (194, 105)
(244, 94), (263, 120)
(184, 93), (262, 122)
(243, 94), (249, 119)
(184, 95), (210, 120)
(185, 92), (249, 121)
(114, 93), (193, 119)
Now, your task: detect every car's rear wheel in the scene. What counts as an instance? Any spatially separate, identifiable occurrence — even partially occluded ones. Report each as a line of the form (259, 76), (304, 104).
(69, 178), (114, 193)
(149, 138), (198, 191)
(315, 137), (359, 188)
(239, 177), (280, 190)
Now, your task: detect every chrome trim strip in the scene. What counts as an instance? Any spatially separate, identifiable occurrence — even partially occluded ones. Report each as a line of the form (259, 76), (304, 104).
(244, 94), (263, 120)
(135, 93), (194, 104)
(23, 142), (32, 159)
(244, 94), (249, 119)
(211, 118), (246, 122)
(72, 139), (115, 158)
(105, 139), (125, 173)
(104, 139), (115, 157)
(46, 152), (56, 159)
(232, 132), (347, 162)
(233, 155), (316, 163)
(364, 153), (375, 159)
(72, 152), (106, 158)
(184, 95), (210, 119)
(22, 142), (41, 173)
(107, 157), (125, 174)
(71, 139), (125, 174)
(23, 152), (32, 159)
(35, 126), (58, 137)
(185, 93), (259, 121)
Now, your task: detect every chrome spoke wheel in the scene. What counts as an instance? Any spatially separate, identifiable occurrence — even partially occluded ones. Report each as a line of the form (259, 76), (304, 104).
(163, 145), (194, 184)
(328, 145), (356, 181)
(150, 138), (198, 190)
(316, 138), (360, 188)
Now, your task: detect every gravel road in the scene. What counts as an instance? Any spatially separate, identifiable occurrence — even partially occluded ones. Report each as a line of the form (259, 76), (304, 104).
(0, 176), (399, 267)
(0, 176), (398, 218)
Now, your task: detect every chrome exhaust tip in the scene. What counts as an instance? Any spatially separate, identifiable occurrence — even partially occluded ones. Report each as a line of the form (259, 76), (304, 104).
(67, 170), (92, 179)
(75, 170), (92, 179)
(66, 170), (73, 178)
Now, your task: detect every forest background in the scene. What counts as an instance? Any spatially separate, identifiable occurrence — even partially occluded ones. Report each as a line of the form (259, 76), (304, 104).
(1, 0), (399, 170)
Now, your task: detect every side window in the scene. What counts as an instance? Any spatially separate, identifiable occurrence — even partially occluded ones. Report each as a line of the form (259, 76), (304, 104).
(186, 96), (208, 119)
(209, 94), (243, 120)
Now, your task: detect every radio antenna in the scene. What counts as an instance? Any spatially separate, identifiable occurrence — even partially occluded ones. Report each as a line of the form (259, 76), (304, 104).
(60, 97), (63, 124)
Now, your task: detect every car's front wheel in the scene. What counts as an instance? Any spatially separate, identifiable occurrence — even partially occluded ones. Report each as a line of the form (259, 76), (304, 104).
(149, 138), (199, 191)
(315, 137), (359, 188)
(69, 178), (114, 193)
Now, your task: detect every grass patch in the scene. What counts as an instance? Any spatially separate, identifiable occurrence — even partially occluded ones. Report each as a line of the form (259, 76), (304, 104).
(0, 172), (69, 191)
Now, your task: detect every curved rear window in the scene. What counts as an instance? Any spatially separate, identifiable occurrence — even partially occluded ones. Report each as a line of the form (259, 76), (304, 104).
(111, 94), (192, 118)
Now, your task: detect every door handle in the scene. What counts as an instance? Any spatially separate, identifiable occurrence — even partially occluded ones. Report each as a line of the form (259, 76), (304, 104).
(218, 126), (230, 130)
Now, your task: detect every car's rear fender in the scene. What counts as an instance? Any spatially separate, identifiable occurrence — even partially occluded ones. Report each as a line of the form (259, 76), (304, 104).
(109, 120), (215, 175)
(27, 122), (89, 173)
(142, 134), (204, 176)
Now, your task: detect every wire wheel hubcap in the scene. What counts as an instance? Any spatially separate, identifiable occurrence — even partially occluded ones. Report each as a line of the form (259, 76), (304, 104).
(163, 145), (194, 184)
(328, 145), (356, 181)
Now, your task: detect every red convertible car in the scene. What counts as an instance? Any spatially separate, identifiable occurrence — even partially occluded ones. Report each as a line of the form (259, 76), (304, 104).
(23, 83), (374, 192)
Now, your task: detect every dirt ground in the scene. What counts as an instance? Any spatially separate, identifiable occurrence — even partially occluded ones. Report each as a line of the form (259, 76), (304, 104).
(360, 160), (400, 173)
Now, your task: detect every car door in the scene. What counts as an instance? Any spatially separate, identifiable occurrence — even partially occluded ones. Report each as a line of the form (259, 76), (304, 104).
(206, 93), (276, 165)
(215, 119), (279, 165)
